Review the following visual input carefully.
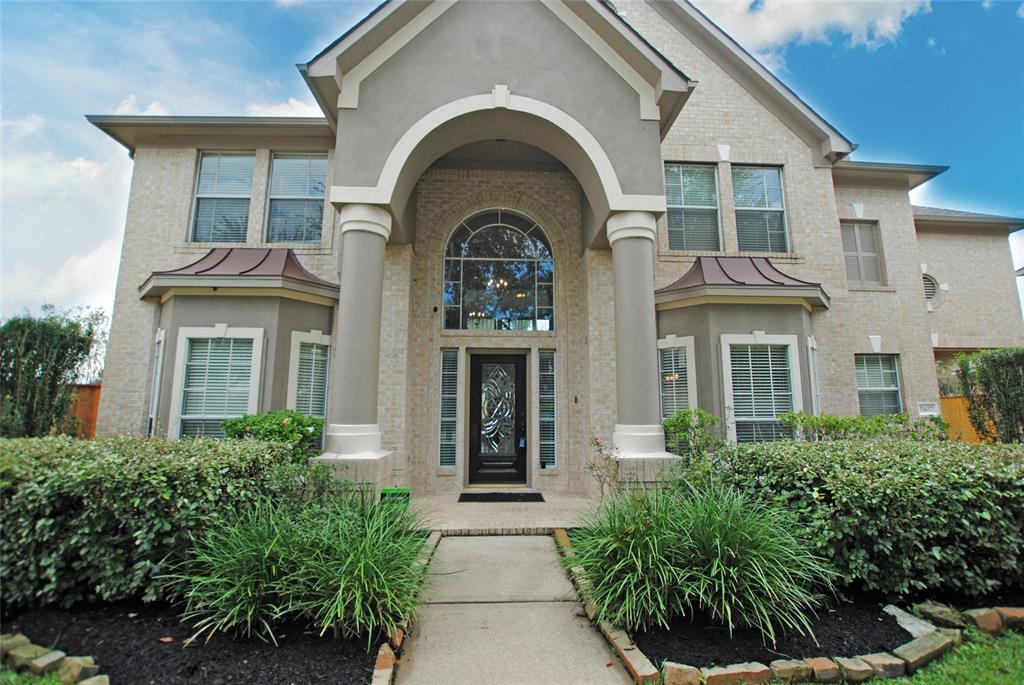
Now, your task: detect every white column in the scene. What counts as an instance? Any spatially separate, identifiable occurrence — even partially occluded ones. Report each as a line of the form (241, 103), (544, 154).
(316, 204), (392, 484)
(607, 211), (673, 460)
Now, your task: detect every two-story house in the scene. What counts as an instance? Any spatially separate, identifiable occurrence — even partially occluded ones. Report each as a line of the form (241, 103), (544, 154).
(92, 0), (1024, 493)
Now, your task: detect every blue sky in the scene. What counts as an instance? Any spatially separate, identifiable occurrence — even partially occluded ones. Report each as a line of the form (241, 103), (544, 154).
(1, 0), (1022, 318)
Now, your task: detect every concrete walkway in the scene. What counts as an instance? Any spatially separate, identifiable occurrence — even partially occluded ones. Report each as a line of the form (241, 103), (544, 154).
(395, 536), (630, 685)
(410, 492), (598, 535)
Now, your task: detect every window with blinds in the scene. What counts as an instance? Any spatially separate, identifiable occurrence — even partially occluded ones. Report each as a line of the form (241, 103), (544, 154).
(856, 354), (902, 417)
(659, 345), (690, 418)
(267, 153), (327, 242)
(732, 166), (788, 252)
(192, 152), (254, 242)
(294, 342), (329, 417)
(842, 222), (885, 286)
(539, 350), (556, 469)
(665, 163), (720, 251)
(438, 349), (458, 468)
(729, 344), (794, 443)
(180, 337), (254, 437)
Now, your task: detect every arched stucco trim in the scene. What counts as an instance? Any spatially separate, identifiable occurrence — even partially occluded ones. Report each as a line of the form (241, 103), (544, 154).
(329, 87), (666, 244)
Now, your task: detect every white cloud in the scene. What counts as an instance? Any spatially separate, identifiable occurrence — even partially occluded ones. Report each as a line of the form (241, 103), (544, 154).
(113, 95), (170, 116)
(0, 112), (45, 138)
(1018, 3), (1024, 17)
(1, 147), (131, 317)
(245, 97), (322, 117)
(696, 0), (931, 70)
(275, 0), (305, 6)
(926, 37), (946, 55)
(982, 0), (993, 9)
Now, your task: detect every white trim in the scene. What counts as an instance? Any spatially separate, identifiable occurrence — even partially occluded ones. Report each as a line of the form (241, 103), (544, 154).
(329, 89), (666, 215)
(806, 335), (821, 416)
(720, 332), (803, 443)
(657, 334), (697, 416)
(147, 329), (166, 436)
(168, 324), (264, 439)
(607, 210), (658, 244)
(337, 1), (457, 109)
(286, 329), (331, 413)
(540, 0), (659, 120)
(339, 203), (392, 240)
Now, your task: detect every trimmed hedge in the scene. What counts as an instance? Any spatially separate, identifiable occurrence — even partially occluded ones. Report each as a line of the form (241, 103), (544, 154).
(0, 436), (304, 609)
(716, 439), (1024, 597)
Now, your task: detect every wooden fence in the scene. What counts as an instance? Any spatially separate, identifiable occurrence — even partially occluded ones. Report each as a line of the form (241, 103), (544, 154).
(68, 384), (101, 439)
(940, 395), (981, 443)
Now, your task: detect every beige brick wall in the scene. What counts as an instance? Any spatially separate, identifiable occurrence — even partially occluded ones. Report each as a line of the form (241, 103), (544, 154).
(915, 226), (1024, 349)
(97, 146), (338, 437)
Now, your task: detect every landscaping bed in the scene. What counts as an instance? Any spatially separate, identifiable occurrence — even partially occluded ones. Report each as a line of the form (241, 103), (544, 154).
(633, 599), (910, 669)
(5, 602), (381, 685)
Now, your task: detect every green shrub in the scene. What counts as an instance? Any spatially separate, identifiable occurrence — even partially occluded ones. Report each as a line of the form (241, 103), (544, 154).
(958, 348), (1024, 443)
(165, 492), (427, 644)
(777, 411), (949, 442)
(222, 410), (324, 462)
(717, 439), (1024, 597)
(570, 482), (834, 643)
(663, 408), (724, 460)
(0, 436), (306, 609)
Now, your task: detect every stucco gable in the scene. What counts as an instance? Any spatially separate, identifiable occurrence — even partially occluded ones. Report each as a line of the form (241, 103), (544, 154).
(301, 0), (693, 135)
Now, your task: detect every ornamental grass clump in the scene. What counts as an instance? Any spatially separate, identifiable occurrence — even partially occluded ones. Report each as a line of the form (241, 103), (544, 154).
(163, 491), (428, 646)
(569, 480), (835, 645)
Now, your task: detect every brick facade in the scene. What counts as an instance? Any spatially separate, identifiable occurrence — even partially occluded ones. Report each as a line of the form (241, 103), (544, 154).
(96, 1), (1023, 493)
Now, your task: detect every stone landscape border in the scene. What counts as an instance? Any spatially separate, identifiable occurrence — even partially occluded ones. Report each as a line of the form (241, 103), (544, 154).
(373, 530), (443, 685)
(552, 528), (1024, 685)
(1, 632), (106, 683)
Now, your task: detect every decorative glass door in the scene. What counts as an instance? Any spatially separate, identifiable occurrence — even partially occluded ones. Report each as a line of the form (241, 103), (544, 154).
(469, 354), (527, 484)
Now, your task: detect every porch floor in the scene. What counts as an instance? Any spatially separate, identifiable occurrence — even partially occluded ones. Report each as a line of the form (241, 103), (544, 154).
(410, 491), (598, 534)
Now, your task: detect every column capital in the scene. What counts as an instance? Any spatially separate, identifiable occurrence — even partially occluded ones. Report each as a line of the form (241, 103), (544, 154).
(606, 210), (657, 245)
(339, 203), (392, 241)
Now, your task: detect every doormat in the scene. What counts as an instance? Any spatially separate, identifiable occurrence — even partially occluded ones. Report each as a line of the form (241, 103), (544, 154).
(458, 492), (545, 503)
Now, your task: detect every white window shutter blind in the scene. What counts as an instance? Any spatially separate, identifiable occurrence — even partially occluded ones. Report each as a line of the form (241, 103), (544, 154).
(180, 337), (253, 437)
(538, 350), (556, 469)
(729, 344), (793, 443)
(438, 350), (458, 468)
(295, 342), (329, 417)
(659, 346), (689, 418)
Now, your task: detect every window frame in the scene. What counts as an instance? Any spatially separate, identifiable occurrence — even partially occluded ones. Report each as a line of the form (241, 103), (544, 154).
(841, 221), (886, 287)
(855, 353), (903, 417)
(731, 165), (789, 253)
(265, 152), (328, 244)
(438, 348), (459, 469)
(537, 349), (557, 470)
(720, 332), (803, 443)
(147, 328), (165, 436)
(190, 151), (255, 243)
(286, 329), (331, 417)
(657, 334), (697, 419)
(168, 324), (264, 439)
(664, 162), (722, 252)
(441, 208), (555, 333)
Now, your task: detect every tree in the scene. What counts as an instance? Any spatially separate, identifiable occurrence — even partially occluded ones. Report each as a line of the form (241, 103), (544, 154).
(957, 348), (1024, 443)
(0, 306), (101, 437)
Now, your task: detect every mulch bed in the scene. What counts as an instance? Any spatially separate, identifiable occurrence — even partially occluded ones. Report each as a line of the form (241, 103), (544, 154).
(633, 600), (911, 669)
(4, 602), (381, 685)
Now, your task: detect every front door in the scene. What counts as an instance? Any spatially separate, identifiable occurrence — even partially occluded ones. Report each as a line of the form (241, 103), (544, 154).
(469, 354), (527, 484)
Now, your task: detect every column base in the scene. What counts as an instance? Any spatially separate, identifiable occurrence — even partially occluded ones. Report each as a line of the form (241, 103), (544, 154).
(611, 424), (678, 485)
(312, 424), (392, 491)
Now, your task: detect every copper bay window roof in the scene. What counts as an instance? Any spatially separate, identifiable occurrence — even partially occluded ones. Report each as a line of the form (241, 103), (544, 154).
(656, 256), (830, 309)
(139, 248), (339, 302)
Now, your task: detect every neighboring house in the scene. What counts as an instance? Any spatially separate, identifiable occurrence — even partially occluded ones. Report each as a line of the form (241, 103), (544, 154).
(92, 0), (1024, 493)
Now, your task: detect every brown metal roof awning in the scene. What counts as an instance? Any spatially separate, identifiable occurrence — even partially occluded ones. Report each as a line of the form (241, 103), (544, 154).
(139, 248), (339, 303)
(656, 256), (830, 310)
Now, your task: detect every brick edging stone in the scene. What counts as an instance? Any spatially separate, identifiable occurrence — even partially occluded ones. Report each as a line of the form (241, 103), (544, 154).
(374, 530), (444, 685)
(539, 550), (1024, 685)
(1, 632), (104, 683)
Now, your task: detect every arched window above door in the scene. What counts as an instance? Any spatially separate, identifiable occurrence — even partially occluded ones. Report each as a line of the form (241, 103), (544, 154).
(442, 209), (554, 331)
